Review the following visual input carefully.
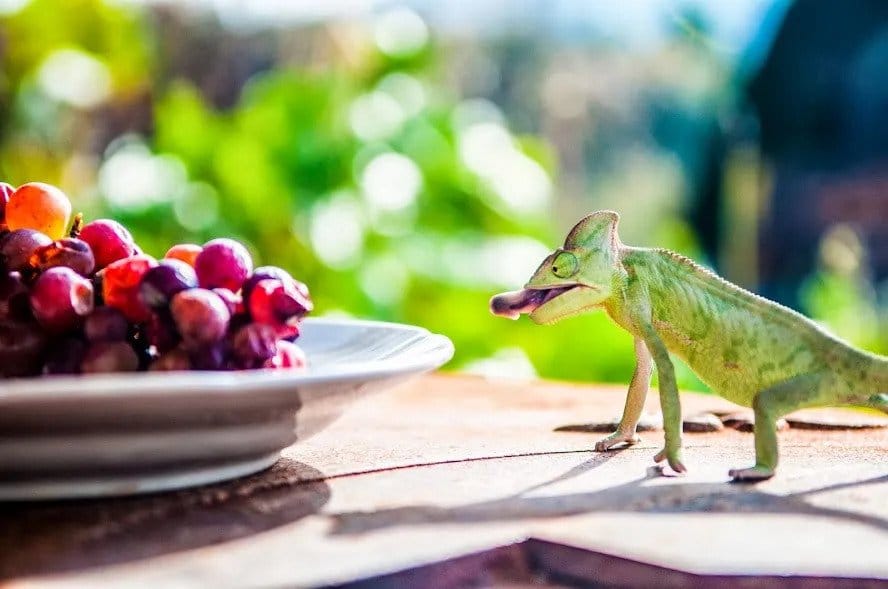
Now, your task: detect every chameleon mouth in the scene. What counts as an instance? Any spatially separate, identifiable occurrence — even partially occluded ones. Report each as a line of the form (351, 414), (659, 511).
(489, 285), (578, 320)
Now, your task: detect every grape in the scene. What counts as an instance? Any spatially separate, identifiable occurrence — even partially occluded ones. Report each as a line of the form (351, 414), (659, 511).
(145, 312), (180, 353)
(0, 271), (31, 322)
(79, 219), (136, 270)
(264, 340), (307, 370)
(30, 237), (95, 276)
(150, 347), (191, 371)
(242, 266), (289, 301)
(170, 288), (230, 348)
(230, 323), (277, 369)
(84, 306), (129, 343)
(43, 337), (86, 375)
(139, 259), (198, 310)
(102, 254), (157, 323)
(0, 229), (53, 272)
(211, 287), (241, 316)
(4, 182), (72, 239)
(30, 267), (94, 333)
(81, 341), (139, 374)
(189, 341), (229, 370)
(0, 321), (47, 377)
(243, 266), (312, 303)
(194, 238), (252, 291)
(248, 278), (311, 328)
(0, 182), (14, 231)
(164, 243), (202, 267)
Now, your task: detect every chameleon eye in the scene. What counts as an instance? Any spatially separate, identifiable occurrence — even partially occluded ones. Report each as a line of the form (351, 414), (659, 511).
(552, 251), (578, 279)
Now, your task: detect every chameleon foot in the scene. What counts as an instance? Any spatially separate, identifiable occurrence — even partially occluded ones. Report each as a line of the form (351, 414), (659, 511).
(653, 447), (687, 473)
(593, 431), (641, 451)
(728, 466), (775, 482)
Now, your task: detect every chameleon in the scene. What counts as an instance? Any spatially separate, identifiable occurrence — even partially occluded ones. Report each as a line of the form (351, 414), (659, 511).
(489, 210), (888, 481)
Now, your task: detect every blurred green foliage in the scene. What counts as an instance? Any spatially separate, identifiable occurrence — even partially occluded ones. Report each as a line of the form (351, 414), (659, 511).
(0, 0), (883, 390)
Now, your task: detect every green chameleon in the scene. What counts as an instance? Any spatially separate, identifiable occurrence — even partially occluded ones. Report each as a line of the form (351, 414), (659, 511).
(490, 211), (888, 481)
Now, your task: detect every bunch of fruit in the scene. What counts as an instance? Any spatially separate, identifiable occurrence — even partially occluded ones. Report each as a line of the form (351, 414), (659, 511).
(0, 182), (312, 378)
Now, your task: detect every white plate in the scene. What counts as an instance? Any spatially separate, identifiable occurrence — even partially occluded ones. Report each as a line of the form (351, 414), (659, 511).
(0, 318), (453, 500)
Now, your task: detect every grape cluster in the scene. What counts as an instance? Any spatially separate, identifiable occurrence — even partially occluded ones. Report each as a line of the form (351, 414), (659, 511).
(0, 182), (312, 378)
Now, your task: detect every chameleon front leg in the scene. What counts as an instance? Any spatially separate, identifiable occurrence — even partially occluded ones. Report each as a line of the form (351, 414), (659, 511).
(639, 324), (686, 474)
(594, 337), (653, 451)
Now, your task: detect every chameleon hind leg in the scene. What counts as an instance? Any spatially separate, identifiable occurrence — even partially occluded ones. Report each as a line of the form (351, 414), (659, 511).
(729, 372), (830, 482)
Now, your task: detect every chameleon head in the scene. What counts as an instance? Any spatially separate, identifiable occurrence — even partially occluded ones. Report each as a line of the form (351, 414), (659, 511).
(489, 210), (622, 324)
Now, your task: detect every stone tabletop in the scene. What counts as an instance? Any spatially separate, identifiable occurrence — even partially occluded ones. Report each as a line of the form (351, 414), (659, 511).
(2, 374), (887, 588)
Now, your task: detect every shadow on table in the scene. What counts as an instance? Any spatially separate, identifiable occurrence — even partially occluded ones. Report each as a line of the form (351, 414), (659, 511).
(0, 458), (330, 580)
(328, 455), (888, 536)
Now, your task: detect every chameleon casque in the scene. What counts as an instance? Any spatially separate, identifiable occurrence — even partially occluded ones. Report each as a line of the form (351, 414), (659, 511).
(490, 211), (888, 481)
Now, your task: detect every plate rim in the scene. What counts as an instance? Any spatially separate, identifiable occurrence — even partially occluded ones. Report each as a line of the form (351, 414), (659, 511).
(0, 317), (454, 402)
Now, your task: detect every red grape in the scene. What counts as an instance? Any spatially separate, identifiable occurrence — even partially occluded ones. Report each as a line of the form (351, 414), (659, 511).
(0, 321), (47, 377)
(0, 182), (14, 231)
(145, 312), (180, 353)
(30, 237), (95, 276)
(249, 278), (312, 327)
(170, 288), (230, 348)
(79, 219), (136, 270)
(0, 229), (53, 272)
(150, 347), (192, 371)
(264, 340), (306, 370)
(84, 306), (129, 343)
(0, 271), (31, 322)
(194, 238), (252, 291)
(43, 337), (86, 375)
(81, 341), (139, 374)
(30, 267), (94, 333)
(102, 254), (157, 323)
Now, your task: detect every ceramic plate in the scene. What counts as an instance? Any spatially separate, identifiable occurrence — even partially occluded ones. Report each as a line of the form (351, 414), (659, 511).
(0, 318), (453, 500)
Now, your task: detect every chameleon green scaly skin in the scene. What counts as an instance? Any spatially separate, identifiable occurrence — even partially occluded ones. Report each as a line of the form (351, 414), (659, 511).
(490, 211), (888, 481)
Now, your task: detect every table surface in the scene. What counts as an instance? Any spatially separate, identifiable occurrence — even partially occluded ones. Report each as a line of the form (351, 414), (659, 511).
(3, 373), (887, 588)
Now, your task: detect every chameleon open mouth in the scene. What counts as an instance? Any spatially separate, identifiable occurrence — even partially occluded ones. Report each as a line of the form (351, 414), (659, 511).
(489, 286), (577, 320)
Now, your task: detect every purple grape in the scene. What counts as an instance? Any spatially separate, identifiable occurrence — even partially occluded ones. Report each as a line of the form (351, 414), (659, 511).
(189, 341), (229, 370)
(145, 312), (180, 353)
(211, 287), (241, 316)
(0, 271), (31, 322)
(42, 338), (86, 375)
(30, 267), (94, 333)
(139, 259), (198, 310)
(0, 321), (47, 377)
(194, 238), (253, 291)
(84, 307), (129, 343)
(0, 229), (52, 272)
(230, 323), (278, 369)
(170, 288), (230, 348)
(30, 237), (95, 276)
(150, 347), (192, 371)
(80, 341), (139, 374)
